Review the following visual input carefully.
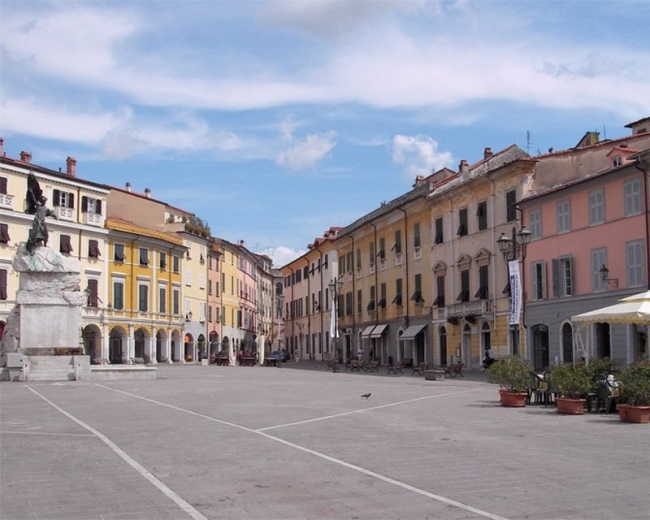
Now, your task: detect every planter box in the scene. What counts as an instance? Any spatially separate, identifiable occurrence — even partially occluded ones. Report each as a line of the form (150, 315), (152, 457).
(556, 397), (586, 415)
(619, 404), (650, 424)
(499, 390), (527, 407)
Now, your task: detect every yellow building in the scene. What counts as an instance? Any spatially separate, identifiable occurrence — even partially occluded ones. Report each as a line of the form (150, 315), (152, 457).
(213, 239), (242, 364)
(103, 218), (186, 364)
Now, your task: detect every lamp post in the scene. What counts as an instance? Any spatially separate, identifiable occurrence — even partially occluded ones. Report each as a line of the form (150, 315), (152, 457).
(329, 277), (344, 362)
(496, 226), (532, 356)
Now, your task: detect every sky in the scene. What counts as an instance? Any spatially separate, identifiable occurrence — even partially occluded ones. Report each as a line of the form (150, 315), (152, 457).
(1, 0), (649, 267)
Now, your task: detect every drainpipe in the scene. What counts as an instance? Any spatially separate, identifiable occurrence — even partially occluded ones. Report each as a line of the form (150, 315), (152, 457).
(633, 156), (650, 289)
(397, 207), (409, 328)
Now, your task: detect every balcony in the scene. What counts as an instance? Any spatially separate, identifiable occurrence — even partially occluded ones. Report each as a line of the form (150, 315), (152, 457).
(0, 193), (13, 210)
(395, 252), (403, 266)
(55, 206), (75, 222)
(446, 300), (493, 321)
(413, 246), (422, 260)
(83, 211), (105, 227)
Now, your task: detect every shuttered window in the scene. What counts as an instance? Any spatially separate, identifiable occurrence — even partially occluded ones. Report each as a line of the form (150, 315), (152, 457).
(60, 235), (73, 254)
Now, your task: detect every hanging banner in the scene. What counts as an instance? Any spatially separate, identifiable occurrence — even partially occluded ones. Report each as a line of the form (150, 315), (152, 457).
(330, 292), (338, 339)
(509, 260), (522, 326)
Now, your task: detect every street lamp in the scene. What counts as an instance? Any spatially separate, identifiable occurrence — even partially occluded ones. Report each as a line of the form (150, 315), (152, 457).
(329, 277), (344, 362)
(599, 265), (618, 288)
(496, 226), (532, 356)
(496, 226), (532, 264)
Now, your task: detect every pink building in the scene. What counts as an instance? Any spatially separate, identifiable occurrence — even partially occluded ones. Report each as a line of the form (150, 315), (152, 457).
(520, 142), (650, 371)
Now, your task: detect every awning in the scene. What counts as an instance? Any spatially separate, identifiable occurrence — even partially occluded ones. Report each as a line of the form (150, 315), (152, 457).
(361, 325), (376, 339)
(370, 324), (388, 338)
(400, 324), (426, 340)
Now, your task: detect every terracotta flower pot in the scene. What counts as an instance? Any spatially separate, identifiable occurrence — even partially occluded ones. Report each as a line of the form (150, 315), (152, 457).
(619, 404), (650, 424)
(499, 389), (527, 407)
(555, 397), (586, 415)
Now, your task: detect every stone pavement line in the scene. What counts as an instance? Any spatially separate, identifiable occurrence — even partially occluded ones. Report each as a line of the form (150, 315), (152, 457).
(95, 383), (509, 520)
(256, 387), (484, 432)
(25, 385), (208, 520)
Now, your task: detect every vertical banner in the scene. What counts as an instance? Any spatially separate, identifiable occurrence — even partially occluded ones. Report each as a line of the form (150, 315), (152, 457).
(330, 291), (338, 339)
(509, 260), (522, 326)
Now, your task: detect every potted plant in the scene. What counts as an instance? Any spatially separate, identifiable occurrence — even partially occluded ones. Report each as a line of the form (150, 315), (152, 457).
(487, 355), (531, 407)
(617, 362), (650, 424)
(548, 362), (593, 414)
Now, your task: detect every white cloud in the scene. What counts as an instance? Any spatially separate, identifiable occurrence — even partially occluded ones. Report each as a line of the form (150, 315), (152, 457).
(263, 245), (306, 267)
(392, 135), (453, 178)
(276, 132), (337, 171)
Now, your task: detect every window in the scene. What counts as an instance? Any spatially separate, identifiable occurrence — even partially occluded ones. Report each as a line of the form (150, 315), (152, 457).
(173, 288), (180, 315)
(476, 201), (487, 231)
(159, 286), (167, 314)
(378, 283), (386, 309)
(60, 235), (73, 254)
(552, 256), (573, 297)
(627, 240), (646, 287)
(199, 273), (206, 289)
(378, 237), (386, 259)
(159, 252), (167, 270)
(433, 275), (445, 307)
(0, 223), (10, 244)
(1, 269), (8, 300)
(556, 200), (572, 234)
(369, 242), (375, 265)
(52, 189), (74, 208)
(114, 244), (125, 262)
(139, 248), (149, 266)
(413, 222), (421, 248)
(392, 230), (402, 254)
(393, 278), (403, 306)
(612, 155), (622, 168)
(434, 217), (443, 244)
(531, 261), (547, 300)
(113, 280), (124, 310)
(208, 304), (213, 322)
(624, 178), (641, 216)
(588, 188), (605, 225)
(475, 265), (488, 299)
(356, 248), (362, 270)
(199, 302), (206, 322)
(0, 177), (7, 194)
(367, 285), (376, 311)
(138, 284), (149, 312)
(506, 190), (517, 222)
(457, 208), (468, 236)
(86, 279), (98, 307)
(590, 249), (607, 292)
(345, 292), (353, 316)
(81, 196), (102, 214)
(529, 208), (542, 240)
(88, 239), (101, 258)
(357, 289), (362, 314)
(185, 271), (192, 286)
(457, 270), (470, 302)
(411, 273), (424, 303)
(173, 255), (180, 273)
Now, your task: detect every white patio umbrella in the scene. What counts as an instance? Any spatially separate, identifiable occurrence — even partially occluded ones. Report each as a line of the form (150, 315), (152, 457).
(572, 290), (650, 364)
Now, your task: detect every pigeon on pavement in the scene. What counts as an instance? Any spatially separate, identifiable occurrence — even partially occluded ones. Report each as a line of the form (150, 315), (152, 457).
(361, 393), (371, 399)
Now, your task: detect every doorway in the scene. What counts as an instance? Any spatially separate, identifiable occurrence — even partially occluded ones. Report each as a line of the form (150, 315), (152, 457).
(531, 324), (550, 372)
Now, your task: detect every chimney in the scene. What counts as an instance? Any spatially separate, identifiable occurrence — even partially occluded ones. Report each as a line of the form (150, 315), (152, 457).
(459, 159), (468, 173)
(126, 182), (131, 192)
(20, 151), (32, 163)
(0, 137), (4, 157)
(66, 156), (77, 177)
(484, 147), (493, 160)
(144, 188), (151, 198)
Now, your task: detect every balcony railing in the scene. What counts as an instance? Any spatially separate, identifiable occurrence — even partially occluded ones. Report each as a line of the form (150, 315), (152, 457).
(83, 211), (104, 227)
(55, 206), (75, 221)
(0, 193), (13, 210)
(446, 300), (493, 320)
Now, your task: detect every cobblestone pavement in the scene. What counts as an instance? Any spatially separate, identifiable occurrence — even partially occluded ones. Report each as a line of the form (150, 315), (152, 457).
(1, 362), (648, 520)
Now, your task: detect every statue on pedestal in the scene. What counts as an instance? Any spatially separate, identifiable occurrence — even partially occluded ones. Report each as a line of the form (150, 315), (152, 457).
(25, 173), (57, 254)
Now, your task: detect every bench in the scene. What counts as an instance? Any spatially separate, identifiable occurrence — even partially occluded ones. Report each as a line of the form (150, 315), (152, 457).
(349, 359), (364, 372)
(386, 363), (403, 375)
(444, 363), (464, 378)
(402, 358), (414, 368)
(424, 369), (446, 381)
(411, 362), (430, 376)
(364, 360), (380, 373)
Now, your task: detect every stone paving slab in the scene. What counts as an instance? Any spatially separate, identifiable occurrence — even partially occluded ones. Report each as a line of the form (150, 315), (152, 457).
(1, 363), (649, 520)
